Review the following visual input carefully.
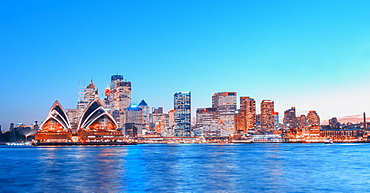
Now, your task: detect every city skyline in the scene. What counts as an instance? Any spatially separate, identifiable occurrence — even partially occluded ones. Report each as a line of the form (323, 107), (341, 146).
(1, 1), (370, 128)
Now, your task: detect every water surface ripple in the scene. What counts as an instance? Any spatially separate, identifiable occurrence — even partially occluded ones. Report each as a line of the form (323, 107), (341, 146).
(1, 143), (370, 192)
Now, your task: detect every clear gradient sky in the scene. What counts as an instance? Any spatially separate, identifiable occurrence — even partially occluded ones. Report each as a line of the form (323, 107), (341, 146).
(1, 0), (370, 129)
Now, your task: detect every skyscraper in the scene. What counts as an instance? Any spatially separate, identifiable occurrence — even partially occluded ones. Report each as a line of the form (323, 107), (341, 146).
(260, 100), (275, 132)
(108, 75), (131, 112)
(106, 75), (131, 127)
(237, 97), (256, 133)
(196, 108), (220, 137)
(76, 80), (98, 119)
(174, 92), (191, 137)
(307, 111), (320, 126)
(212, 92), (237, 136)
(283, 107), (297, 129)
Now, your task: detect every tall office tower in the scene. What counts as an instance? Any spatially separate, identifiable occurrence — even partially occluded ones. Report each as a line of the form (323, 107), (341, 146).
(109, 75), (131, 111)
(297, 115), (307, 130)
(174, 92), (191, 137)
(126, 104), (143, 136)
(151, 107), (164, 134)
(212, 92), (237, 136)
(151, 107), (164, 125)
(283, 107), (297, 129)
(106, 75), (131, 127)
(168, 109), (175, 136)
(126, 100), (150, 136)
(196, 108), (221, 137)
(76, 80), (98, 120)
(138, 100), (150, 128)
(256, 114), (261, 127)
(273, 112), (279, 127)
(160, 113), (170, 137)
(307, 111), (320, 126)
(260, 100), (275, 132)
(238, 97), (256, 132)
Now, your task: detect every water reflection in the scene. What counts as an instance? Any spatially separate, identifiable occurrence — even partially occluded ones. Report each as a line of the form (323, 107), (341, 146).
(2, 144), (370, 192)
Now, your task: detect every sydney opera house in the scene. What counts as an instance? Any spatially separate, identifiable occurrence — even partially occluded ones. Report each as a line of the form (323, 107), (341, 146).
(34, 99), (130, 145)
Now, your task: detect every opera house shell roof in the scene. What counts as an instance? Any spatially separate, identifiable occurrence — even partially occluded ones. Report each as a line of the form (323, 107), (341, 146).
(39, 101), (71, 132)
(77, 98), (118, 131)
(36, 98), (122, 144)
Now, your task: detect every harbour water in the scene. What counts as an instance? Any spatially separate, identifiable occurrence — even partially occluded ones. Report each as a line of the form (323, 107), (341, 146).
(1, 143), (370, 192)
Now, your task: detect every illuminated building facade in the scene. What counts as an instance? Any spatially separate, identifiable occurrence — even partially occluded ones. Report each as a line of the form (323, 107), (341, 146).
(212, 92), (237, 136)
(77, 80), (98, 120)
(273, 112), (279, 127)
(307, 110), (320, 126)
(236, 97), (256, 133)
(196, 108), (221, 137)
(77, 98), (123, 142)
(106, 75), (131, 127)
(174, 92), (191, 137)
(35, 101), (72, 142)
(329, 117), (340, 129)
(297, 115), (307, 130)
(260, 100), (275, 132)
(151, 107), (166, 135)
(36, 98), (125, 143)
(283, 107), (297, 129)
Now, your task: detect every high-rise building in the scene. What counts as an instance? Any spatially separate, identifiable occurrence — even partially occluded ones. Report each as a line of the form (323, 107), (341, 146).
(76, 80), (98, 120)
(260, 100), (275, 132)
(106, 75), (131, 127)
(212, 92), (237, 136)
(307, 111), (320, 126)
(126, 100), (150, 136)
(283, 107), (297, 129)
(196, 108), (220, 137)
(174, 92), (191, 137)
(273, 111), (279, 127)
(167, 109), (175, 136)
(126, 104), (143, 136)
(108, 75), (131, 111)
(237, 97), (256, 133)
(151, 107), (164, 134)
(297, 115), (307, 130)
(138, 100), (150, 131)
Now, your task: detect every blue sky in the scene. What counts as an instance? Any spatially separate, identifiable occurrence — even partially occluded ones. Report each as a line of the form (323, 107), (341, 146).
(1, 0), (370, 129)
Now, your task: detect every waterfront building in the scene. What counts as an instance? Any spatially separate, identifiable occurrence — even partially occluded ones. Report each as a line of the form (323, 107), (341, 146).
(283, 107), (297, 129)
(126, 104), (144, 136)
(138, 100), (150, 134)
(307, 110), (320, 126)
(174, 92), (191, 137)
(150, 107), (164, 135)
(105, 75), (132, 127)
(260, 100), (275, 132)
(236, 97), (256, 133)
(167, 109), (175, 136)
(196, 108), (221, 137)
(212, 92), (237, 136)
(151, 107), (163, 127)
(329, 117), (340, 129)
(160, 113), (171, 137)
(273, 111), (279, 128)
(77, 98), (124, 142)
(36, 101), (73, 142)
(297, 115), (307, 130)
(256, 114), (261, 128)
(76, 80), (98, 120)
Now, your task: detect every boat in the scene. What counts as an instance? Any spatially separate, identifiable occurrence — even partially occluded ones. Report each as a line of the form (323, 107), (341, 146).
(230, 139), (253, 143)
(5, 141), (32, 146)
(325, 139), (334, 144)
